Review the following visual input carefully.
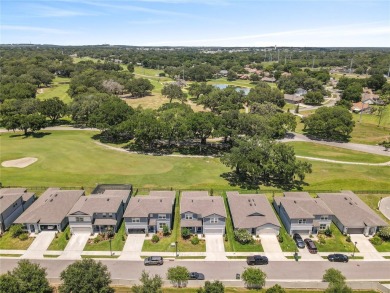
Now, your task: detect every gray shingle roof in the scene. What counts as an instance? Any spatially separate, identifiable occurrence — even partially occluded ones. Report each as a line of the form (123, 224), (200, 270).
(15, 188), (84, 224)
(180, 192), (226, 218)
(227, 192), (280, 229)
(317, 191), (388, 228)
(68, 195), (123, 215)
(283, 192), (311, 199)
(0, 188), (34, 214)
(124, 191), (175, 218)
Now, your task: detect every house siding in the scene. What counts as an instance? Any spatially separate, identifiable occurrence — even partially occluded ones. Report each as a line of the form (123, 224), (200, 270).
(125, 217), (148, 234)
(1, 198), (24, 232)
(68, 215), (93, 234)
(203, 214), (226, 234)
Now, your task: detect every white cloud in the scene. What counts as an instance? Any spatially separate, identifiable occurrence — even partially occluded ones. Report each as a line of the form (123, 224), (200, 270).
(26, 4), (100, 17)
(0, 25), (72, 34)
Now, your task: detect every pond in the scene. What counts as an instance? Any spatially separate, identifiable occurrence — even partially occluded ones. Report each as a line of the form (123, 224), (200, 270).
(213, 84), (250, 95)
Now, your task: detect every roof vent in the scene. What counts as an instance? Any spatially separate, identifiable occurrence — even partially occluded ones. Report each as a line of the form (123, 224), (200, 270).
(0, 196), (3, 199)
(160, 199), (162, 203)
(54, 194), (58, 197)
(107, 198), (110, 201)
(250, 204), (252, 206)
(212, 199), (214, 202)
(252, 199), (255, 202)
(192, 200), (193, 202)
(254, 203), (256, 206)
(344, 197), (348, 200)
(349, 202), (353, 205)
(50, 199), (53, 202)
(294, 200), (297, 204)
(138, 199), (140, 202)
(248, 199), (251, 202)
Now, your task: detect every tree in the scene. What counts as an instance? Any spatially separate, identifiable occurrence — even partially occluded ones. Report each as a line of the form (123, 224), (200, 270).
(250, 73), (260, 82)
(40, 97), (67, 124)
(70, 93), (109, 125)
(367, 74), (387, 91)
(304, 91), (324, 105)
(379, 140), (390, 151)
(127, 63), (135, 73)
(161, 84), (187, 103)
(323, 268), (352, 293)
(266, 284), (286, 293)
(246, 85), (285, 108)
(221, 137), (312, 189)
(188, 82), (214, 100)
(303, 106), (355, 141)
(102, 79), (124, 94)
(335, 99), (352, 109)
(126, 78), (154, 97)
(133, 109), (162, 149)
(341, 82), (363, 102)
(227, 70), (238, 81)
(132, 271), (162, 293)
(241, 267), (266, 289)
(198, 87), (244, 114)
(378, 226), (390, 240)
(234, 229), (253, 244)
(187, 112), (216, 146)
(167, 266), (190, 288)
(59, 258), (114, 293)
(196, 280), (225, 293)
(0, 260), (52, 293)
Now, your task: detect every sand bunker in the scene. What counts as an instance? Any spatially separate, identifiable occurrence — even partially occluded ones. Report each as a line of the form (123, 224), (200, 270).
(1, 157), (38, 168)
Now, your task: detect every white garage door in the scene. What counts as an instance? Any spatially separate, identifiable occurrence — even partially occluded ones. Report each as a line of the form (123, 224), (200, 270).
(258, 228), (278, 235)
(72, 227), (92, 234)
(203, 228), (224, 235)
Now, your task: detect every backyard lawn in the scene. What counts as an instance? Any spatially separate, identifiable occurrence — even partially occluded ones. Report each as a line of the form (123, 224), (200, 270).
(358, 194), (390, 224)
(47, 226), (70, 250)
(84, 221), (126, 251)
(0, 231), (34, 250)
(314, 224), (356, 252)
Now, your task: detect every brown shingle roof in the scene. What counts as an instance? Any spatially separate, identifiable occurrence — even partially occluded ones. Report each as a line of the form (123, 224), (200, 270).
(124, 191), (175, 218)
(317, 191), (388, 228)
(149, 191), (176, 198)
(227, 192), (280, 229)
(68, 195), (123, 215)
(283, 192), (311, 199)
(15, 188), (84, 224)
(180, 192), (226, 218)
(0, 188), (33, 214)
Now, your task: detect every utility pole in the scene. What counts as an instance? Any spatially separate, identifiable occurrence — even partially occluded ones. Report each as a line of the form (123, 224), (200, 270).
(349, 58), (353, 73)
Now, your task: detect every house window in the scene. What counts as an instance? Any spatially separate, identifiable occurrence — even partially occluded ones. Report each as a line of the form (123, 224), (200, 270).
(13, 202), (18, 207)
(158, 214), (166, 219)
(320, 216), (328, 221)
(320, 224), (327, 230)
(210, 217), (218, 224)
(132, 218), (140, 223)
(185, 213), (193, 220)
(298, 219), (306, 224)
(159, 223), (166, 229)
(108, 213), (113, 218)
(102, 213), (107, 218)
(75, 217), (84, 222)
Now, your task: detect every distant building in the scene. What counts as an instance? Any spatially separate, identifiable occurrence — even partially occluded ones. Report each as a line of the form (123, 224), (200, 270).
(351, 102), (371, 113)
(261, 77), (276, 83)
(284, 94), (303, 104)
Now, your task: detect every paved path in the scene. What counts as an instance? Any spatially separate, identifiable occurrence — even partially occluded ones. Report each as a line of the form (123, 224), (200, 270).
(58, 233), (90, 260)
(21, 231), (56, 259)
(295, 155), (390, 166)
(205, 235), (227, 261)
(119, 234), (145, 260)
(350, 234), (384, 261)
(282, 133), (390, 157)
(0, 126), (99, 133)
(379, 196), (390, 220)
(260, 235), (285, 261)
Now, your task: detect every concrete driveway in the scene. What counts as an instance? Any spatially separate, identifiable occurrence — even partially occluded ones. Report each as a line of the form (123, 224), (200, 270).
(379, 196), (390, 220)
(205, 235), (227, 261)
(260, 234), (285, 261)
(350, 234), (383, 260)
(119, 234), (145, 260)
(59, 233), (90, 259)
(22, 231), (56, 259)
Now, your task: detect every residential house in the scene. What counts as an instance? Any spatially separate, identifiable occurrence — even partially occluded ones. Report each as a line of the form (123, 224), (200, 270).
(284, 94), (303, 104)
(219, 70), (228, 77)
(351, 102), (371, 113)
(362, 92), (384, 105)
(317, 191), (388, 235)
(124, 191), (175, 234)
(295, 88), (308, 96)
(273, 192), (333, 235)
(227, 192), (280, 235)
(261, 77), (276, 83)
(180, 191), (226, 235)
(0, 188), (35, 234)
(67, 185), (132, 234)
(15, 188), (84, 233)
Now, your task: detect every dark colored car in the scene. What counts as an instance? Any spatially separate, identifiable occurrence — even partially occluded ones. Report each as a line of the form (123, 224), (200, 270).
(246, 255), (269, 265)
(327, 254), (349, 263)
(144, 256), (163, 266)
(304, 238), (318, 254)
(188, 272), (205, 280)
(293, 233), (305, 249)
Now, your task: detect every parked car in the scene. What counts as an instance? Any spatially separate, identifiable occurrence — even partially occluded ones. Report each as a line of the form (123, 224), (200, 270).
(327, 254), (349, 263)
(246, 255), (269, 265)
(144, 256), (163, 266)
(188, 272), (205, 280)
(293, 233), (305, 249)
(304, 238), (318, 254)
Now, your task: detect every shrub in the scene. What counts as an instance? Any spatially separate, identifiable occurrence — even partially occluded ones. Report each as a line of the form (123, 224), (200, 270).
(224, 234), (228, 242)
(191, 235), (200, 245)
(163, 224), (170, 236)
(234, 229), (253, 245)
(346, 235), (351, 242)
(122, 234), (126, 241)
(370, 236), (383, 246)
(93, 235), (102, 243)
(10, 224), (24, 238)
(277, 234), (283, 243)
(324, 227), (333, 237)
(266, 284), (286, 293)
(18, 233), (28, 241)
(181, 228), (191, 240)
(152, 234), (160, 243)
(378, 227), (390, 241)
(65, 233), (69, 240)
(318, 234), (326, 244)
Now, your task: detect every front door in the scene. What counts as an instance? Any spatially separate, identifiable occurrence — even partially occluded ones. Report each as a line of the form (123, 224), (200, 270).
(251, 228), (256, 235)
(30, 224), (35, 232)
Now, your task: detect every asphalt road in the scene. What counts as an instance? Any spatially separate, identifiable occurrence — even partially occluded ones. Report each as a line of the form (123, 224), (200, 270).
(1, 259), (389, 282)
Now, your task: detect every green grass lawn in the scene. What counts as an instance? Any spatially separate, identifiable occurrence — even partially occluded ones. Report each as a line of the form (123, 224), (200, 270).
(47, 226), (70, 250)
(358, 194), (390, 224)
(2, 130), (390, 191)
(0, 231), (34, 250)
(223, 195), (263, 252)
(289, 142), (390, 163)
(81, 255), (119, 259)
(84, 221), (126, 251)
(36, 77), (72, 104)
(277, 224), (296, 252)
(350, 121), (390, 145)
(370, 239), (390, 252)
(314, 224), (356, 252)
(352, 105), (390, 129)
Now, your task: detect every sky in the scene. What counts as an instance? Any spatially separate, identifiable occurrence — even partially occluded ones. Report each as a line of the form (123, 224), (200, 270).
(1, 0), (390, 47)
